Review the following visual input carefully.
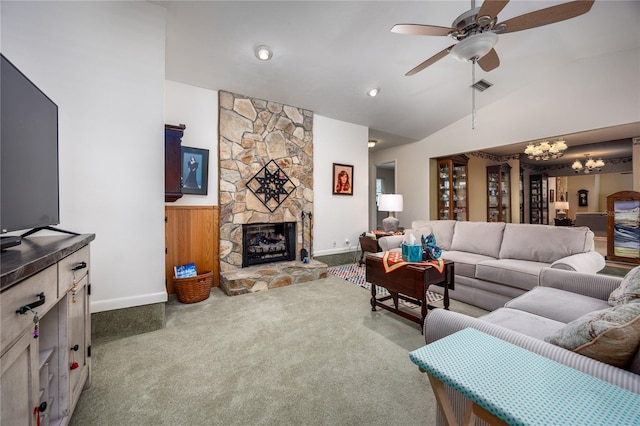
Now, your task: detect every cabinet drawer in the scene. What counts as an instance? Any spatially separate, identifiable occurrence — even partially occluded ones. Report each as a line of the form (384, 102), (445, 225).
(1, 265), (57, 353)
(58, 246), (90, 296)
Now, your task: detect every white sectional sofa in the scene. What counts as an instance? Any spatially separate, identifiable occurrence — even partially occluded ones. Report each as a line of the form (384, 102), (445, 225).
(423, 267), (640, 425)
(378, 220), (605, 311)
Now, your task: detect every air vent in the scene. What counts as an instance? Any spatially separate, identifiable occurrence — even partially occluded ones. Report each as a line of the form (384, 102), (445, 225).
(472, 79), (493, 92)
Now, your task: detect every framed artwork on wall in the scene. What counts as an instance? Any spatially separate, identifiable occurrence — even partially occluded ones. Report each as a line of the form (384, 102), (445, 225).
(181, 146), (209, 195)
(549, 189), (555, 203)
(333, 163), (353, 195)
(578, 189), (589, 207)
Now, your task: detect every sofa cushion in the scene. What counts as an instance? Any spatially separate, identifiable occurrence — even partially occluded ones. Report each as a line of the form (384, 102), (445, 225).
(506, 287), (611, 323)
(499, 224), (594, 263)
(480, 308), (565, 341)
(545, 303), (640, 368)
(411, 220), (456, 250)
(475, 259), (548, 291)
(440, 250), (495, 279)
(609, 265), (640, 306)
(450, 221), (505, 258)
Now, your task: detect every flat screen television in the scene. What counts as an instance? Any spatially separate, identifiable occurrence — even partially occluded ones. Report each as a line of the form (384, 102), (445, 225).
(1, 54), (60, 249)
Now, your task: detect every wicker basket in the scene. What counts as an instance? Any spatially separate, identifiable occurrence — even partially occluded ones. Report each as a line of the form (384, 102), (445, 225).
(173, 271), (212, 303)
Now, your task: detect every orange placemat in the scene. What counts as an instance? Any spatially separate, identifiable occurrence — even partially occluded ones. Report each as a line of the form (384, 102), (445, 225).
(382, 251), (445, 274)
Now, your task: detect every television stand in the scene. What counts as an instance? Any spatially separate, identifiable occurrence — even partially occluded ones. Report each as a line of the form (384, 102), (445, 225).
(0, 235), (22, 251)
(21, 226), (80, 238)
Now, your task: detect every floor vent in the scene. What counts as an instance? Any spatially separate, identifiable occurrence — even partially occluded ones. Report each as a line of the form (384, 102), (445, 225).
(472, 79), (493, 91)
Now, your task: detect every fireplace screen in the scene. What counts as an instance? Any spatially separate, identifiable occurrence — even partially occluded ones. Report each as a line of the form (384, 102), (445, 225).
(242, 222), (296, 267)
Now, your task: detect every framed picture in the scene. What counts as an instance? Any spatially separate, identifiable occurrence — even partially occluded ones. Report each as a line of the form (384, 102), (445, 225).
(578, 189), (588, 207)
(332, 163), (353, 195)
(549, 189), (555, 203)
(181, 146), (209, 195)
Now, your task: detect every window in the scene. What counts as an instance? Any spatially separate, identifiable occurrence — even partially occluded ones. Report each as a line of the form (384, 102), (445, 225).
(376, 178), (384, 206)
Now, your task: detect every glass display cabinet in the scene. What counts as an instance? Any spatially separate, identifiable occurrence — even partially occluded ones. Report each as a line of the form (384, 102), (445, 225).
(530, 174), (548, 224)
(486, 164), (511, 222)
(437, 155), (469, 221)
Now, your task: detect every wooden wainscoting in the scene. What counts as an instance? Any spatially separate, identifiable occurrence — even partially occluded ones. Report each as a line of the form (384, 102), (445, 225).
(165, 205), (220, 294)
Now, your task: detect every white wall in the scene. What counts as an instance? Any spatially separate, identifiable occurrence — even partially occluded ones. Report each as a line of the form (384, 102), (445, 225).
(313, 115), (369, 256)
(2, 2), (167, 312)
(372, 47), (640, 223)
(164, 81), (219, 206)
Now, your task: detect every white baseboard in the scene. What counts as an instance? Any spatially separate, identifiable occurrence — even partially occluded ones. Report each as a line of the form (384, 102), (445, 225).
(90, 291), (168, 313)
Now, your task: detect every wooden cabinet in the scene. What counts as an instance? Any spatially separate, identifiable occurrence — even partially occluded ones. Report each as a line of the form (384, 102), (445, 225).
(165, 206), (219, 294)
(487, 164), (511, 222)
(165, 124), (185, 202)
(1, 234), (93, 426)
(437, 155), (469, 221)
(529, 174), (548, 224)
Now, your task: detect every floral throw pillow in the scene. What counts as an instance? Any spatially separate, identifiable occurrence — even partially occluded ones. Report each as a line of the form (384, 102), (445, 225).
(609, 265), (640, 306)
(545, 303), (640, 368)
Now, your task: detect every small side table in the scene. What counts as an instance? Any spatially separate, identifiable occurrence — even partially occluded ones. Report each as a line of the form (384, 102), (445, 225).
(409, 328), (640, 425)
(358, 234), (380, 265)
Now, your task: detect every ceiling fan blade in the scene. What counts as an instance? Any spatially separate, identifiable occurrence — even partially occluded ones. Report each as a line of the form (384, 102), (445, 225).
(477, 48), (500, 72)
(477, 0), (510, 20)
(391, 24), (454, 37)
(497, 0), (595, 34)
(405, 45), (454, 76)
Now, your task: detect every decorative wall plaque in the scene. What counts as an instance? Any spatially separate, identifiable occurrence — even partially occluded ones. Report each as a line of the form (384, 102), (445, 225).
(247, 160), (296, 212)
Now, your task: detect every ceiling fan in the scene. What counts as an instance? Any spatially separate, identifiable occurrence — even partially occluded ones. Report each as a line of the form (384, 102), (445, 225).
(393, 0), (595, 76)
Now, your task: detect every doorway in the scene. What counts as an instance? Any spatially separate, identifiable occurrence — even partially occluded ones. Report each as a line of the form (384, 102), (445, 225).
(375, 161), (396, 230)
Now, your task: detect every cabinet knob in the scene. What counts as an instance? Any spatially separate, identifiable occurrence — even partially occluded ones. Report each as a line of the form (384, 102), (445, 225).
(71, 344), (79, 351)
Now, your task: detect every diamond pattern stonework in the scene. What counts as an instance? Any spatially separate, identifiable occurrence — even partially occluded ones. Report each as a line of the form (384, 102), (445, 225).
(247, 160), (296, 212)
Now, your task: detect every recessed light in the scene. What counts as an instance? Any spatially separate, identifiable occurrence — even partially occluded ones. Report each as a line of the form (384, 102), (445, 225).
(367, 87), (380, 97)
(255, 45), (273, 61)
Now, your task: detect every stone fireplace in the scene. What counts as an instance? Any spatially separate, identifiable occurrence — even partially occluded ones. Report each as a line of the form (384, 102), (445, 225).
(218, 91), (326, 295)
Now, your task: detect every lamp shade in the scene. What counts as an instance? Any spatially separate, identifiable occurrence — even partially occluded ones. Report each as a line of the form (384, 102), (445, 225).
(378, 194), (403, 212)
(555, 201), (569, 211)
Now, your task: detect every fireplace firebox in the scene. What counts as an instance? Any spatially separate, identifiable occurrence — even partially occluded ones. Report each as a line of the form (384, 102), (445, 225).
(242, 222), (296, 267)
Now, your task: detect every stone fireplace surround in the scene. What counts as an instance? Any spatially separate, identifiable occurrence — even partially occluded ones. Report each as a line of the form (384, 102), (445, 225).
(218, 91), (326, 295)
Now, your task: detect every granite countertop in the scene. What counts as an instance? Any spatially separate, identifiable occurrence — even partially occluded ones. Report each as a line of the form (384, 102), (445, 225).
(1, 234), (96, 292)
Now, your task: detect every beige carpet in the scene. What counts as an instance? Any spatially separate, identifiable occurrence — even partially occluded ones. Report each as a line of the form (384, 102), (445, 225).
(70, 276), (486, 426)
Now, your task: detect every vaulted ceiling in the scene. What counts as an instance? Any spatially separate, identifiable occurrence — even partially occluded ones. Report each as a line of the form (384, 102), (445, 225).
(157, 1), (640, 153)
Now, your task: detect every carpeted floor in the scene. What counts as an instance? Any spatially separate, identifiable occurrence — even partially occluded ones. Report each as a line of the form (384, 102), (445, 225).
(327, 263), (445, 307)
(70, 275), (444, 426)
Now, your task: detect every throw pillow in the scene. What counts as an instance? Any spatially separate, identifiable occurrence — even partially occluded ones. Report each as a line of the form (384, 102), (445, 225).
(545, 303), (640, 368)
(609, 265), (640, 306)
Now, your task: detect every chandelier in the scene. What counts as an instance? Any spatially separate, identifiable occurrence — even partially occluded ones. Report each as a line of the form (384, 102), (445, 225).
(523, 139), (568, 160)
(572, 155), (605, 174)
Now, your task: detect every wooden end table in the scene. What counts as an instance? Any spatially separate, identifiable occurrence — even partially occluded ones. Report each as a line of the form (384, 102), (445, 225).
(365, 252), (454, 327)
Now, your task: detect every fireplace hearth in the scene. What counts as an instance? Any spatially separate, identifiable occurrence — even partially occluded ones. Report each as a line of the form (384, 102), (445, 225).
(242, 222), (296, 267)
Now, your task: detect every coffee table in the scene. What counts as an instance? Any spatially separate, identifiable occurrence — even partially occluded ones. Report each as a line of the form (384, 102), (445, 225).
(365, 252), (454, 327)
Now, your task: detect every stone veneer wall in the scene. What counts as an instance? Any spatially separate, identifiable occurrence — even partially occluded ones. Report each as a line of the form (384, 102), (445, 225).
(218, 90), (314, 284)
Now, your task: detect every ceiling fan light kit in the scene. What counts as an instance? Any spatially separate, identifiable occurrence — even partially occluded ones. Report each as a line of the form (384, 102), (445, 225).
(450, 32), (498, 63)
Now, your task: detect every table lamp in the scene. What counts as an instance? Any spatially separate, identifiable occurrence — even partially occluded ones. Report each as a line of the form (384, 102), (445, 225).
(378, 194), (403, 233)
(556, 201), (569, 219)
